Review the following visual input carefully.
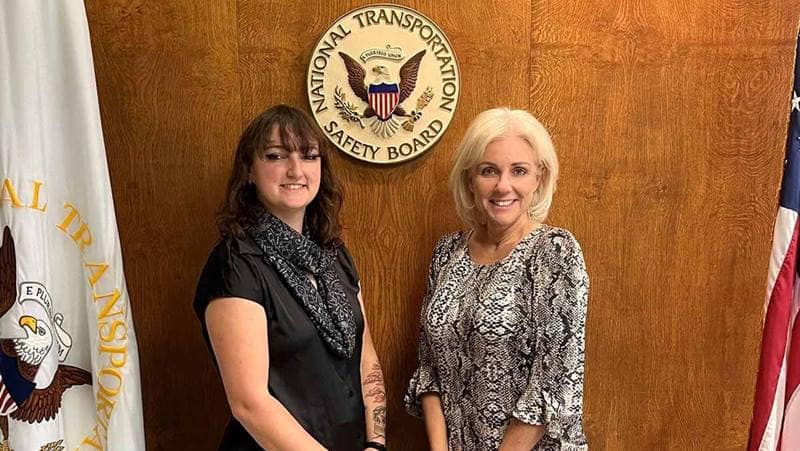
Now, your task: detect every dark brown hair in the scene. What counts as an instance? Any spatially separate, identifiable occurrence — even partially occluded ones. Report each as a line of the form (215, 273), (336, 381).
(216, 105), (343, 246)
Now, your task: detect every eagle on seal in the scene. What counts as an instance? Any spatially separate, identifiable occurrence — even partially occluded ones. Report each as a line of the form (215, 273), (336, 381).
(0, 227), (91, 446)
(338, 49), (426, 121)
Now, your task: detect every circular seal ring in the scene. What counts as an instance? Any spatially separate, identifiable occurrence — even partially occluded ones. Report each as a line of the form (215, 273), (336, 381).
(307, 4), (460, 164)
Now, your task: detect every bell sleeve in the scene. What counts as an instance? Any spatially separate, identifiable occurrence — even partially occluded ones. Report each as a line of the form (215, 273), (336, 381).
(512, 230), (589, 448)
(403, 236), (449, 418)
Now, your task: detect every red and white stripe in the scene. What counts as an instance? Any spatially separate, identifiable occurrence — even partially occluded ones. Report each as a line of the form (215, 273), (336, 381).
(0, 377), (18, 416)
(369, 92), (399, 120)
(749, 206), (800, 450)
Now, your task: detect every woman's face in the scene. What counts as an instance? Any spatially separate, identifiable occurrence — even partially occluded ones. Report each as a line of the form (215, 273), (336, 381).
(249, 126), (322, 223)
(470, 135), (542, 231)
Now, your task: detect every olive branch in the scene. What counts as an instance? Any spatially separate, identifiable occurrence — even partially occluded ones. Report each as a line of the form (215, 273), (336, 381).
(334, 86), (365, 128)
(39, 440), (65, 451)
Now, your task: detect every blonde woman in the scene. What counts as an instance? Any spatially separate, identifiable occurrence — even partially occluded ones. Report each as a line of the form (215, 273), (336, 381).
(405, 108), (588, 450)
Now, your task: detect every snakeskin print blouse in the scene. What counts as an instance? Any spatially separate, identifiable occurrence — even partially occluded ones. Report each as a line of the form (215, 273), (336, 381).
(404, 225), (589, 451)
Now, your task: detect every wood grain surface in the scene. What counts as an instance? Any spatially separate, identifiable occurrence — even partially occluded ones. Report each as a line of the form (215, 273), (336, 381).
(84, 0), (797, 449)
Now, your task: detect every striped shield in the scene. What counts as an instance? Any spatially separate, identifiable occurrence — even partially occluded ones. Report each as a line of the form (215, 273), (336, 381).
(0, 352), (35, 416)
(368, 83), (400, 120)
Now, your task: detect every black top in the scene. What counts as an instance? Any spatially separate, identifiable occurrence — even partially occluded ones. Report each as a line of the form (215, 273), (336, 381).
(194, 234), (366, 451)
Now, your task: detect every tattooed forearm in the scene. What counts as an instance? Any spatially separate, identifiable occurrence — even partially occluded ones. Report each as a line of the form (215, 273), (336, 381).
(372, 406), (386, 439)
(365, 386), (386, 403)
(364, 363), (386, 403)
(363, 362), (387, 440)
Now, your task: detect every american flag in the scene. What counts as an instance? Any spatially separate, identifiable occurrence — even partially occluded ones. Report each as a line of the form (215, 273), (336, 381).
(748, 33), (800, 451)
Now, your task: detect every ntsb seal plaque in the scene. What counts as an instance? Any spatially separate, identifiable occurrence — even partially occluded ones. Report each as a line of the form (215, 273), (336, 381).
(307, 4), (460, 164)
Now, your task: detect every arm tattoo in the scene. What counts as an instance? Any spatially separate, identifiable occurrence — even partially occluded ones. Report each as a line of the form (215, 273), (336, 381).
(364, 363), (386, 403)
(372, 406), (386, 439)
(364, 363), (387, 439)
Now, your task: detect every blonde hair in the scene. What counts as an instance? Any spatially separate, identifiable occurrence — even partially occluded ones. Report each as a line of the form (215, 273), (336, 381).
(448, 107), (559, 226)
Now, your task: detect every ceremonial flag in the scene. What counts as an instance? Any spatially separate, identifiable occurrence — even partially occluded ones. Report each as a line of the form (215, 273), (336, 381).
(0, 1), (146, 449)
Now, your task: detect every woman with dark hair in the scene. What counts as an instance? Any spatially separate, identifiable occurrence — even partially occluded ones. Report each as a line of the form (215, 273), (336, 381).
(194, 105), (387, 451)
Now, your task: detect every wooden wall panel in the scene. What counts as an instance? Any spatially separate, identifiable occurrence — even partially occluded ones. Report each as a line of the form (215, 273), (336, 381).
(83, 0), (798, 449)
(85, 1), (241, 449)
(530, 1), (796, 449)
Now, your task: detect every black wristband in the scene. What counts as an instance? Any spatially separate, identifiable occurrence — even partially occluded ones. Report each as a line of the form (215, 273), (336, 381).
(364, 441), (387, 451)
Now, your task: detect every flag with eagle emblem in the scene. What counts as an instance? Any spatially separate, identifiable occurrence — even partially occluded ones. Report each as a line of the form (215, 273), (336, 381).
(0, 1), (145, 450)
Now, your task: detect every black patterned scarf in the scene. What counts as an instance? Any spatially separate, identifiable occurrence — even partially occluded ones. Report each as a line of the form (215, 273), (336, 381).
(245, 208), (356, 358)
